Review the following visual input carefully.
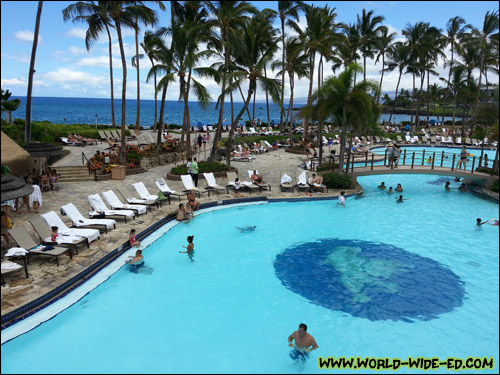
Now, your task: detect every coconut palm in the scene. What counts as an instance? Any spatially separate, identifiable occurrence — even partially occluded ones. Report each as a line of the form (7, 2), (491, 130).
(440, 65), (470, 135)
(131, 1), (163, 131)
(310, 64), (379, 173)
(25, 1), (43, 142)
(1, 89), (21, 124)
(63, 1), (118, 127)
(277, 1), (304, 131)
(384, 41), (410, 123)
(444, 17), (469, 95)
(374, 26), (396, 103)
(356, 8), (385, 82)
(470, 10), (499, 108)
(105, 1), (157, 163)
(272, 36), (309, 143)
(204, 1), (257, 162)
(139, 30), (163, 130)
(289, 4), (339, 144)
(223, 15), (281, 167)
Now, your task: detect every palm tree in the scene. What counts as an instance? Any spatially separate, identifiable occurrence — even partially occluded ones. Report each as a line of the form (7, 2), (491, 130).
(140, 30), (163, 130)
(310, 64), (379, 173)
(384, 41), (410, 123)
(224, 15), (281, 167)
(440, 65), (469, 135)
(444, 17), (469, 97)
(105, 1), (157, 163)
(289, 4), (339, 144)
(277, 1), (304, 132)
(356, 8), (385, 82)
(1, 89), (21, 124)
(63, 1), (117, 127)
(131, 1), (163, 131)
(204, 1), (257, 162)
(374, 26), (396, 103)
(272, 36), (309, 143)
(470, 10), (499, 108)
(25, 1), (43, 142)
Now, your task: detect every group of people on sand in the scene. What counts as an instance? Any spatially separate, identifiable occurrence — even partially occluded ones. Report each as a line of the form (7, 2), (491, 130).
(378, 182), (408, 203)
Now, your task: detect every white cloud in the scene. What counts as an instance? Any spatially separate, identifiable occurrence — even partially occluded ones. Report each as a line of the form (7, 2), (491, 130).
(69, 46), (87, 55)
(66, 28), (87, 39)
(15, 30), (42, 43)
(1, 53), (29, 63)
(1, 78), (26, 86)
(41, 67), (106, 85)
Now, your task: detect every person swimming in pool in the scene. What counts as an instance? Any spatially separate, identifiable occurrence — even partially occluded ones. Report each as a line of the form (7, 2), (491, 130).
(378, 182), (386, 190)
(237, 225), (256, 233)
(396, 195), (409, 203)
(477, 218), (499, 226)
(288, 323), (318, 361)
(126, 249), (144, 272)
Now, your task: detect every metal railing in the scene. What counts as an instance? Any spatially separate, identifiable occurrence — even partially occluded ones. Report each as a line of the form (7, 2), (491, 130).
(345, 150), (497, 176)
(82, 152), (97, 180)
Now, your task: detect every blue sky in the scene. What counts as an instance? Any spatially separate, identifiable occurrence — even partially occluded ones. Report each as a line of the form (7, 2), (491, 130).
(1, 1), (498, 101)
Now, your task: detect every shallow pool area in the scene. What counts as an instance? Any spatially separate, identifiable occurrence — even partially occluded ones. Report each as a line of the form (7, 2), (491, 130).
(1, 173), (498, 374)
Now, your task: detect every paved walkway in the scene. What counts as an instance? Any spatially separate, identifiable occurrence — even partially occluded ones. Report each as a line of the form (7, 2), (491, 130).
(1, 133), (352, 318)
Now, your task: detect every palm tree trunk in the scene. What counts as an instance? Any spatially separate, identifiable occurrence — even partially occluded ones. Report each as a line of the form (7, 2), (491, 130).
(410, 71), (416, 129)
(389, 70), (402, 123)
(414, 72), (425, 129)
(280, 18), (285, 132)
(304, 52), (316, 144)
(378, 53), (385, 103)
(156, 82), (169, 154)
(25, 1), (43, 142)
(264, 66), (270, 127)
(184, 69), (193, 160)
(426, 70), (430, 125)
(105, 24), (116, 127)
(288, 74), (294, 145)
(338, 110), (348, 174)
(226, 81), (255, 167)
(251, 88), (256, 127)
(135, 27), (140, 130)
(149, 56), (157, 130)
(238, 84), (252, 122)
(208, 79), (226, 162)
(115, 21), (128, 164)
(475, 59), (483, 108)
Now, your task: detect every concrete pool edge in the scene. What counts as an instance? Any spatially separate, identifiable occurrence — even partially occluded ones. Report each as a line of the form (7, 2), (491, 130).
(1, 193), (359, 342)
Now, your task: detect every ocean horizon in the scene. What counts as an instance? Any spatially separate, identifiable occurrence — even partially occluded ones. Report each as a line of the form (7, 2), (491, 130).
(2, 96), (460, 128)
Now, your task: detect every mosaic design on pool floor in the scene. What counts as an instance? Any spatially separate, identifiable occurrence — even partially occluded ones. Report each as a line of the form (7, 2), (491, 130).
(273, 239), (465, 322)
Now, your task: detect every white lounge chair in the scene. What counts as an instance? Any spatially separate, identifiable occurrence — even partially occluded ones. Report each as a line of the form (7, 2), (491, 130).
(102, 190), (147, 216)
(249, 127), (258, 135)
(203, 173), (227, 195)
(41, 211), (100, 243)
(225, 171), (259, 193)
(61, 203), (116, 234)
(207, 125), (213, 132)
(181, 175), (209, 197)
(155, 178), (184, 201)
(132, 182), (159, 202)
(88, 194), (135, 222)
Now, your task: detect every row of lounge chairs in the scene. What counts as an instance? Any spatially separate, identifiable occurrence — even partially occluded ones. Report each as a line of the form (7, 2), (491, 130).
(279, 171), (328, 194)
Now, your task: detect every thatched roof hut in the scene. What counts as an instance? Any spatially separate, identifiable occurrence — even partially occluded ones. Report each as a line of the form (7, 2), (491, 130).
(22, 142), (65, 158)
(1, 174), (34, 201)
(1, 131), (31, 177)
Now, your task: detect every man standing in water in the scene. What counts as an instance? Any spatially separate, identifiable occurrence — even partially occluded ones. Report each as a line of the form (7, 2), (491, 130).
(288, 323), (318, 360)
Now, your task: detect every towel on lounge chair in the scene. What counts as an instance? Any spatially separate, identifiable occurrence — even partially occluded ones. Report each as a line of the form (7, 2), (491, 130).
(102, 190), (147, 215)
(41, 211), (100, 243)
(5, 247), (30, 257)
(61, 203), (116, 230)
(281, 174), (292, 184)
(132, 182), (159, 201)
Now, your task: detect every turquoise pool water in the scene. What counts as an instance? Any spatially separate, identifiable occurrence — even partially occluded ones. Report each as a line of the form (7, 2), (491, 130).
(1, 174), (499, 374)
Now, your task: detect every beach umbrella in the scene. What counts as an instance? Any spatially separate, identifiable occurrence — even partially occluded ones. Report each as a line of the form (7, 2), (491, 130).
(1, 174), (34, 201)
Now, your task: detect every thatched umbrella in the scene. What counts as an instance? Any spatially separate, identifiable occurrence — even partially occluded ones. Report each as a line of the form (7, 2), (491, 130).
(22, 142), (65, 172)
(1, 174), (34, 201)
(1, 131), (31, 165)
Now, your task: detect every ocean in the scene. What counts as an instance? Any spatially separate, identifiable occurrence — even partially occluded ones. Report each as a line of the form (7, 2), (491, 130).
(3, 96), (460, 128)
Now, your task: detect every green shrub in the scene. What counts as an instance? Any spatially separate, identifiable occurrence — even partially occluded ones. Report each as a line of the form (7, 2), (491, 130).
(492, 179), (499, 193)
(316, 162), (338, 172)
(171, 161), (228, 175)
(126, 152), (141, 162)
(322, 173), (355, 189)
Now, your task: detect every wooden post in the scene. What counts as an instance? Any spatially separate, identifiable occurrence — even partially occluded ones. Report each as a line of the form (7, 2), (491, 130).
(365, 151), (368, 167)
(384, 149), (387, 166)
(371, 153), (374, 171)
(422, 150), (425, 165)
(403, 149), (406, 165)
(431, 151), (435, 170)
(478, 156), (482, 171)
(451, 154), (456, 171)
(440, 151), (444, 167)
(351, 153), (354, 173)
(411, 152), (415, 169)
(471, 156), (476, 174)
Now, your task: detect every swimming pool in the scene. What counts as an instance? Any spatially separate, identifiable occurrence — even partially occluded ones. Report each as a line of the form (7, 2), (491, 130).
(1, 174), (498, 374)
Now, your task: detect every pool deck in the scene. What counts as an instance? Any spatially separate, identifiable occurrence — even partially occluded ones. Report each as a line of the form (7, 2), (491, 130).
(1, 136), (360, 323)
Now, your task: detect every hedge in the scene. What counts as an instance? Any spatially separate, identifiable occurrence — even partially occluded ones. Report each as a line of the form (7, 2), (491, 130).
(322, 173), (355, 189)
(492, 179), (499, 193)
(171, 161), (228, 175)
